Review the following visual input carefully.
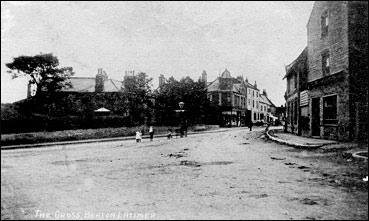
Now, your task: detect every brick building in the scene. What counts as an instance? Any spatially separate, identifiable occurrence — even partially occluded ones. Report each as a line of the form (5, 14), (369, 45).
(283, 47), (308, 135)
(207, 69), (248, 126)
(285, 1), (368, 141)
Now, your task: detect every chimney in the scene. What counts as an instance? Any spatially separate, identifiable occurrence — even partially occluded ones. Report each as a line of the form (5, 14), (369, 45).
(201, 70), (207, 83)
(236, 76), (243, 82)
(254, 81), (257, 88)
(95, 68), (107, 92)
(263, 89), (267, 97)
(245, 78), (248, 82)
(159, 74), (165, 87)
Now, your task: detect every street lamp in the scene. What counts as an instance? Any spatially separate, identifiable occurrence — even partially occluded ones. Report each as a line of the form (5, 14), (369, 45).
(175, 102), (187, 137)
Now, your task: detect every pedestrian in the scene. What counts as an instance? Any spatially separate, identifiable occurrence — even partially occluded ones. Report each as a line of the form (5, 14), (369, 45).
(248, 121), (253, 131)
(167, 128), (172, 140)
(149, 126), (154, 141)
(135, 129), (142, 143)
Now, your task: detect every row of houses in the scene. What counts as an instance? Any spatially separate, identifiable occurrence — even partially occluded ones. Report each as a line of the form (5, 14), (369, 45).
(284, 1), (368, 142)
(205, 69), (277, 126)
(151, 69), (279, 127)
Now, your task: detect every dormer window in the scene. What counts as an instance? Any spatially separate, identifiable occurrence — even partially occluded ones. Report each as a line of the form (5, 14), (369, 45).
(321, 10), (329, 38)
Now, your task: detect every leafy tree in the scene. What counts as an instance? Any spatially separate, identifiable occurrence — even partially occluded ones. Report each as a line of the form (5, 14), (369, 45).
(121, 72), (154, 125)
(154, 76), (210, 126)
(6, 53), (75, 96)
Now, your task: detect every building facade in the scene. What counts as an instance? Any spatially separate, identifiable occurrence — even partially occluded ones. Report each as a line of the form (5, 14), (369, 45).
(283, 47), (309, 136)
(260, 89), (277, 124)
(207, 69), (248, 126)
(244, 79), (261, 123)
(285, 1), (368, 141)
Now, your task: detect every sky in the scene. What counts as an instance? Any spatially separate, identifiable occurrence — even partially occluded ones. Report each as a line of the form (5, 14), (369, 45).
(1, 1), (315, 106)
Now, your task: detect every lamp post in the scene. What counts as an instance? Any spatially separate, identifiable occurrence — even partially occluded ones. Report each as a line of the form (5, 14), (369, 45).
(175, 102), (187, 138)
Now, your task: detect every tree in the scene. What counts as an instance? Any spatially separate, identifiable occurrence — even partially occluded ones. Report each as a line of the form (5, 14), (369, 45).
(6, 53), (75, 96)
(121, 72), (154, 125)
(154, 75), (210, 126)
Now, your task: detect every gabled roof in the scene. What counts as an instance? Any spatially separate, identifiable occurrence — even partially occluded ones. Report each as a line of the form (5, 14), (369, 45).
(283, 47), (308, 80)
(61, 77), (122, 92)
(260, 94), (276, 107)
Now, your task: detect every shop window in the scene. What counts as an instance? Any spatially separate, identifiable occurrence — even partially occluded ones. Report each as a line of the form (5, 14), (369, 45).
(323, 95), (337, 124)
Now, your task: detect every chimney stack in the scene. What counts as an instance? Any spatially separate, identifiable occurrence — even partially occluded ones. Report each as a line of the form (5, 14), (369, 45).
(159, 74), (166, 87)
(95, 68), (108, 92)
(201, 70), (207, 83)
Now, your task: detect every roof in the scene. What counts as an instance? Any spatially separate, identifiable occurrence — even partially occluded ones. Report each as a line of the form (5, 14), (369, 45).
(61, 77), (122, 92)
(260, 94), (276, 107)
(283, 47), (308, 80)
(221, 69), (232, 78)
(244, 80), (258, 90)
(207, 77), (242, 93)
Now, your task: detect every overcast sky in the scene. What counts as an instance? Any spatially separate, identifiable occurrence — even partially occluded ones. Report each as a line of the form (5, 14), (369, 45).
(1, 1), (314, 105)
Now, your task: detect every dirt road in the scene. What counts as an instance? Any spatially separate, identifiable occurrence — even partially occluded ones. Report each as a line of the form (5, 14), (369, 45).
(1, 127), (368, 220)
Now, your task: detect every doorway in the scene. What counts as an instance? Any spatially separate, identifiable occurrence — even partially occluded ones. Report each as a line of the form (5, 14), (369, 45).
(311, 97), (320, 136)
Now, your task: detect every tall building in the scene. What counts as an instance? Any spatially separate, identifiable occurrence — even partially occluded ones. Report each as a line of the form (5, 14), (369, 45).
(207, 69), (248, 126)
(285, 1), (368, 141)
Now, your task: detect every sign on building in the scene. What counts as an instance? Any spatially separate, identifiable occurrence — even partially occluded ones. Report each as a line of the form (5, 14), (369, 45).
(300, 90), (309, 106)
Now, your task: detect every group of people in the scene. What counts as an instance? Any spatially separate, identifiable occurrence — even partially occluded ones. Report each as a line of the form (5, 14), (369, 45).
(135, 126), (174, 143)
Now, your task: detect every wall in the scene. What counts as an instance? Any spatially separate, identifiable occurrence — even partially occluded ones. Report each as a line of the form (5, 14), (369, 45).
(307, 1), (349, 82)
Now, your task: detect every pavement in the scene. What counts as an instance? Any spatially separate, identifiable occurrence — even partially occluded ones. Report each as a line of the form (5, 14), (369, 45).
(266, 127), (339, 149)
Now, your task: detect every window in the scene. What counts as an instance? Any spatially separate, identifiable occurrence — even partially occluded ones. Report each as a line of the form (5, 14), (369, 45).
(227, 95), (231, 102)
(253, 91), (255, 97)
(209, 94), (213, 101)
(254, 113), (256, 121)
(248, 99), (250, 104)
(256, 92), (258, 97)
(322, 50), (330, 76)
(253, 100), (255, 108)
(248, 89), (250, 94)
(321, 10), (329, 38)
(323, 95), (337, 124)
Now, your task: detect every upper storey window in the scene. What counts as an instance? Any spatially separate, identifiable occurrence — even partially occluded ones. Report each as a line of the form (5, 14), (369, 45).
(321, 10), (329, 38)
(322, 50), (330, 76)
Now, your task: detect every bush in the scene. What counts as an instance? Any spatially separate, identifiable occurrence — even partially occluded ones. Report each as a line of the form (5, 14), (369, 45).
(1, 115), (133, 134)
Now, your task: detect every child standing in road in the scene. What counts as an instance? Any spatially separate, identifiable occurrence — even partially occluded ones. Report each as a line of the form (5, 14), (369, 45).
(149, 126), (154, 141)
(135, 130), (142, 143)
(167, 128), (172, 140)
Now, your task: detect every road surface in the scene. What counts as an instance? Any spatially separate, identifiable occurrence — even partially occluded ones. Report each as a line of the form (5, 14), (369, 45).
(1, 127), (368, 220)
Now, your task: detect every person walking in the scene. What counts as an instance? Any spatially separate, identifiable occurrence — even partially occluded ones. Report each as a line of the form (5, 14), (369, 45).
(248, 121), (253, 131)
(149, 126), (154, 141)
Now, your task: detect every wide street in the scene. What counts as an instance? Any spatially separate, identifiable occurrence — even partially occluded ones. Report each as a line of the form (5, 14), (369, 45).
(1, 127), (368, 220)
